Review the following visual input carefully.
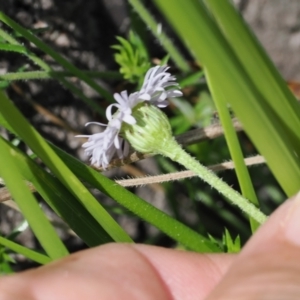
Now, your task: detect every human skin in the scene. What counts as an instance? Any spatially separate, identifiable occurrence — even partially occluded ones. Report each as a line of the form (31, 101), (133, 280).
(0, 192), (300, 300)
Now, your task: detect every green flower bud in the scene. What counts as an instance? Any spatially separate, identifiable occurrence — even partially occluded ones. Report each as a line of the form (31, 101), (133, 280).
(121, 103), (177, 156)
(121, 103), (266, 225)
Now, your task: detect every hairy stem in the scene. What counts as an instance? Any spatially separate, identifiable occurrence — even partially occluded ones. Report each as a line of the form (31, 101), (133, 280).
(158, 138), (267, 224)
(0, 71), (122, 82)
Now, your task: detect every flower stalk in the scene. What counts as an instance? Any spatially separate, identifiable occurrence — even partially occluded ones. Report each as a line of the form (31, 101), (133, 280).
(77, 65), (267, 225)
(161, 141), (267, 224)
(123, 104), (267, 225)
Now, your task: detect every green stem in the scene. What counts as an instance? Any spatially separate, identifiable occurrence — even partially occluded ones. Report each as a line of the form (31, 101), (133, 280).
(0, 27), (104, 114)
(206, 68), (260, 232)
(0, 23), (110, 115)
(0, 236), (51, 265)
(0, 70), (122, 81)
(0, 137), (69, 260)
(0, 12), (113, 102)
(0, 28), (50, 70)
(128, 0), (190, 72)
(158, 138), (267, 224)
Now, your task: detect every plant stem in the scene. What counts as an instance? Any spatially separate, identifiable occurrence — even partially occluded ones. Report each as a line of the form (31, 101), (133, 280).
(128, 0), (190, 72)
(158, 138), (267, 224)
(0, 70), (122, 81)
(0, 12), (114, 102)
(206, 68), (260, 232)
(0, 27), (105, 114)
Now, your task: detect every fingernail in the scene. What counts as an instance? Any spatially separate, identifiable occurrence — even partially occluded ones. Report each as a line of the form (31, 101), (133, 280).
(283, 191), (300, 246)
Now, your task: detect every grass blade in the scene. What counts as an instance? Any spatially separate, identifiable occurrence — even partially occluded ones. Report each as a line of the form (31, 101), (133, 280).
(50, 144), (221, 253)
(0, 138), (69, 260)
(128, 0), (190, 72)
(0, 12), (114, 102)
(153, 0), (300, 196)
(206, 68), (260, 232)
(0, 236), (51, 265)
(0, 28), (105, 115)
(203, 0), (300, 140)
(0, 90), (132, 243)
(0, 71), (122, 82)
(0, 138), (113, 247)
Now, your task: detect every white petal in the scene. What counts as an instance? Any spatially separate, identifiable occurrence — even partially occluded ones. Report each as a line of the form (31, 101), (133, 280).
(138, 93), (151, 101)
(85, 121), (107, 127)
(122, 114), (136, 125)
(114, 135), (120, 149)
(114, 92), (127, 107)
(106, 103), (119, 121)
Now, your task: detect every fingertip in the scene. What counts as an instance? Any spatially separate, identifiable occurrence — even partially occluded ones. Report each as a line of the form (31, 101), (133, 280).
(133, 245), (234, 300)
(205, 193), (300, 299)
(281, 191), (300, 247)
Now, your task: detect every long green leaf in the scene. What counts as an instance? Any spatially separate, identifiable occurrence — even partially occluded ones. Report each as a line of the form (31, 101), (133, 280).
(128, 0), (190, 72)
(0, 71), (122, 82)
(0, 12), (114, 103)
(0, 138), (113, 247)
(206, 68), (260, 232)
(0, 43), (27, 53)
(0, 236), (51, 265)
(0, 138), (68, 260)
(50, 144), (221, 253)
(153, 0), (300, 196)
(203, 0), (300, 140)
(0, 27), (105, 115)
(0, 90), (132, 243)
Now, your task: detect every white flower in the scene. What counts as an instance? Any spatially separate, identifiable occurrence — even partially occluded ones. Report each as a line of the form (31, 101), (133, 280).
(77, 124), (128, 169)
(139, 65), (183, 107)
(106, 90), (140, 125)
(76, 91), (137, 169)
(77, 65), (182, 168)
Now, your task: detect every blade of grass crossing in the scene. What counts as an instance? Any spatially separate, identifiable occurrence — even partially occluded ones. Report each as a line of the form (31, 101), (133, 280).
(0, 71), (122, 82)
(0, 90), (132, 243)
(0, 28), (105, 115)
(50, 144), (221, 253)
(0, 138), (113, 247)
(203, 0), (300, 140)
(0, 12), (114, 103)
(206, 68), (260, 232)
(153, 0), (300, 196)
(0, 138), (69, 260)
(128, 0), (190, 72)
(0, 236), (51, 265)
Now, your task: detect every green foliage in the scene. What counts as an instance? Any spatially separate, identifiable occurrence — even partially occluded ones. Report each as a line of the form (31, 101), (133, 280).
(153, 0), (300, 197)
(128, 0), (190, 72)
(112, 31), (150, 84)
(208, 229), (241, 253)
(0, 133), (69, 260)
(222, 229), (241, 253)
(0, 90), (133, 244)
(0, 243), (15, 274)
(0, 236), (51, 265)
(169, 90), (215, 135)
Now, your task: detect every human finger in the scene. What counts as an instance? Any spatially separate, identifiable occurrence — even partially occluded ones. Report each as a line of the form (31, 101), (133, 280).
(206, 192), (300, 299)
(0, 243), (233, 300)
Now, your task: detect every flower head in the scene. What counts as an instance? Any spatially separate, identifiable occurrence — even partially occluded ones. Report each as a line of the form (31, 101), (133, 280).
(77, 65), (182, 169)
(106, 90), (140, 126)
(76, 90), (137, 169)
(139, 66), (183, 107)
(76, 123), (126, 169)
